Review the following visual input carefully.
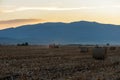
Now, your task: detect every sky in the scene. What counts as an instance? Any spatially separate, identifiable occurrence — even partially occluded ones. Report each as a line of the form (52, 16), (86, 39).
(0, 0), (120, 29)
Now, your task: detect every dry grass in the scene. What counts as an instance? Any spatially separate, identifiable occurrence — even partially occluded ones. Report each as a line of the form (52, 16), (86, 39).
(0, 45), (120, 80)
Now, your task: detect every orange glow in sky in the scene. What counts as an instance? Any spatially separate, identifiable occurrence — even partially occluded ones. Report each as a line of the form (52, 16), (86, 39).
(0, 0), (120, 29)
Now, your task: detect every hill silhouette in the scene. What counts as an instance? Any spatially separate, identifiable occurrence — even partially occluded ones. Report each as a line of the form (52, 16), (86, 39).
(0, 21), (120, 44)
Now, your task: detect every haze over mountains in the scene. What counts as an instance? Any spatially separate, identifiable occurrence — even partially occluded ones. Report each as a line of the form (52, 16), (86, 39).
(0, 21), (120, 45)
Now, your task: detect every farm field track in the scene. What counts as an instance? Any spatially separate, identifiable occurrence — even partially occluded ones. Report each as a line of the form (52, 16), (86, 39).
(0, 45), (120, 80)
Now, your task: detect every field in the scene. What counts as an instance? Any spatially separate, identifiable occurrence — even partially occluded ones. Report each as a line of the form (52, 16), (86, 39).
(0, 45), (120, 80)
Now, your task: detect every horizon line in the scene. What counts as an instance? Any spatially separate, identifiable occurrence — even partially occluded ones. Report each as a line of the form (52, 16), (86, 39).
(1, 20), (120, 30)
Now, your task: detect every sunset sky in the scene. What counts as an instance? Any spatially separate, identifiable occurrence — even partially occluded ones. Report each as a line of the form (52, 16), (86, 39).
(0, 0), (120, 29)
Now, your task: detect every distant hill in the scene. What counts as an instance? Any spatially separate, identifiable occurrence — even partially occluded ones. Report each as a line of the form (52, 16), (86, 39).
(0, 21), (120, 45)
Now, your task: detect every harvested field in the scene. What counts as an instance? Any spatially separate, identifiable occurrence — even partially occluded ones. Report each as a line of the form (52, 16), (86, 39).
(0, 45), (120, 80)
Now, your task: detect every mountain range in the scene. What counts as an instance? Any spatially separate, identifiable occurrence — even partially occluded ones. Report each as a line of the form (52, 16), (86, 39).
(0, 21), (120, 45)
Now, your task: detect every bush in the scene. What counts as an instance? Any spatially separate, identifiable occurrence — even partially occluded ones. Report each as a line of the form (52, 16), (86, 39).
(17, 42), (29, 46)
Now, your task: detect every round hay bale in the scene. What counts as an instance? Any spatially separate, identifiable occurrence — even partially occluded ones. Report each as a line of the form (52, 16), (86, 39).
(49, 44), (59, 48)
(80, 47), (88, 53)
(92, 47), (107, 60)
(109, 47), (116, 50)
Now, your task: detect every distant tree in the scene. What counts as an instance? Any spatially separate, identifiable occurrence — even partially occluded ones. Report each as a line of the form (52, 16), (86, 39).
(17, 42), (29, 46)
(21, 43), (25, 46)
(24, 42), (29, 46)
(17, 44), (21, 46)
(106, 43), (110, 46)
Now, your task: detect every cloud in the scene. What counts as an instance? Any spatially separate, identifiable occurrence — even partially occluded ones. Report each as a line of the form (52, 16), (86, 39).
(1, 5), (120, 13)
(1, 7), (98, 13)
(0, 19), (45, 29)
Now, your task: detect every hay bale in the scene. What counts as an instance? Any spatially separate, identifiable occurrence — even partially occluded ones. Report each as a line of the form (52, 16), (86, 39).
(49, 44), (59, 48)
(92, 47), (107, 60)
(109, 47), (116, 50)
(80, 47), (88, 53)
